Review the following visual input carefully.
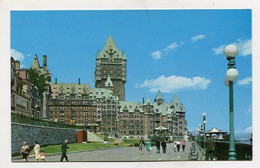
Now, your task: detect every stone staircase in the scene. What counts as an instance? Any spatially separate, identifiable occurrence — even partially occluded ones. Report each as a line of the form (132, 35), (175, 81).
(87, 132), (105, 142)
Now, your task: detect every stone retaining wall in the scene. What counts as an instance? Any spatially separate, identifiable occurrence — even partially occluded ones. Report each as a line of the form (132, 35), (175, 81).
(11, 122), (77, 154)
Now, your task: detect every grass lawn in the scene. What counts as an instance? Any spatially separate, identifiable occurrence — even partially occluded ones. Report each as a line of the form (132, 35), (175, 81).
(14, 142), (121, 157)
(41, 143), (120, 154)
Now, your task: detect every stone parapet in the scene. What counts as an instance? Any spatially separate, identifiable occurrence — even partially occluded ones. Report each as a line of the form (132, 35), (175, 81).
(11, 122), (76, 154)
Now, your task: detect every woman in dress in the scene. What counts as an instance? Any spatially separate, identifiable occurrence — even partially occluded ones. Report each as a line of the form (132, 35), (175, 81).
(33, 141), (41, 162)
(145, 139), (152, 154)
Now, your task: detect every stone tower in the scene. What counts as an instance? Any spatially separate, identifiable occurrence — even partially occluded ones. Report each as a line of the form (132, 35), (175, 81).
(95, 35), (127, 101)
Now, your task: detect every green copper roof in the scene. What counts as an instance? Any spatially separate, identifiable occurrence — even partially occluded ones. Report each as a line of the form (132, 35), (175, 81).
(171, 94), (185, 112)
(90, 88), (116, 101)
(154, 102), (172, 115)
(50, 83), (91, 97)
(119, 101), (143, 113)
(97, 35), (125, 60)
(155, 90), (164, 100)
(143, 97), (152, 105)
(31, 54), (40, 69)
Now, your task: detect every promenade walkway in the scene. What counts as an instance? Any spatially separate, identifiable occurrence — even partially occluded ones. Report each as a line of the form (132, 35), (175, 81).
(12, 141), (204, 162)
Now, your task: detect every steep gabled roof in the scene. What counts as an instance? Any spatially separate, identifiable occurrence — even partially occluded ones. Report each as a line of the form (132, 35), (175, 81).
(143, 97), (152, 105)
(155, 90), (164, 100)
(119, 101), (143, 113)
(153, 102), (172, 115)
(31, 54), (41, 69)
(105, 76), (113, 87)
(171, 94), (181, 106)
(171, 94), (185, 112)
(97, 35), (124, 59)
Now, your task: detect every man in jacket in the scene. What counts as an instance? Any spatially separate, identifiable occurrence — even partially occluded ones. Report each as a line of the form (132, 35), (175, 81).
(205, 134), (215, 160)
(161, 139), (167, 154)
(60, 139), (69, 161)
(155, 139), (161, 154)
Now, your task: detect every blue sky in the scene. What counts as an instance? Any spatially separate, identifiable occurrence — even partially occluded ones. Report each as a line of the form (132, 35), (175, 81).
(11, 10), (252, 137)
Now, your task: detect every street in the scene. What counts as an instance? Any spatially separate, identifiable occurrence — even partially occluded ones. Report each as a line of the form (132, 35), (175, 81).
(12, 142), (203, 162)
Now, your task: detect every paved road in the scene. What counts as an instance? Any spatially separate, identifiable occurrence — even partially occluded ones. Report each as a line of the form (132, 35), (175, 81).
(13, 141), (203, 162)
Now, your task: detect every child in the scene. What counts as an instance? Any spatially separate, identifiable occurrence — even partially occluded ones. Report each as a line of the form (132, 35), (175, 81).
(173, 142), (177, 152)
(40, 153), (46, 162)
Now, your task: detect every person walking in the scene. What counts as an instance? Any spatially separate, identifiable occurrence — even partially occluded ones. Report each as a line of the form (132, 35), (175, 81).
(155, 138), (160, 154)
(205, 134), (215, 160)
(181, 140), (186, 152)
(139, 137), (145, 154)
(60, 139), (69, 162)
(33, 141), (41, 162)
(173, 141), (177, 152)
(145, 139), (152, 154)
(161, 139), (167, 154)
(20, 142), (30, 162)
(176, 140), (181, 152)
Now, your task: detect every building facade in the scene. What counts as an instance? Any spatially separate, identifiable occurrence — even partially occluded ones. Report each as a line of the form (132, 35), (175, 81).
(11, 57), (32, 117)
(94, 35), (127, 101)
(142, 91), (187, 138)
(118, 101), (144, 139)
(48, 79), (119, 137)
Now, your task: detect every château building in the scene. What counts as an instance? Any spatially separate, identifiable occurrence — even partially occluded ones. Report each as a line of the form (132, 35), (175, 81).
(95, 35), (127, 101)
(11, 35), (188, 139)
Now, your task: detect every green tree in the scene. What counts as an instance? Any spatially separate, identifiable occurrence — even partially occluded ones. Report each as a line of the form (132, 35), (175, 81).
(28, 68), (47, 97)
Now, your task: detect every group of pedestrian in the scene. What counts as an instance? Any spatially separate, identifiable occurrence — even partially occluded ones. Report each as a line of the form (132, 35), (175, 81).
(155, 138), (167, 154)
(139, 137), (152, 154)
(173, 140), (186, 152)
(20, 139), (69, 162)
(20, 141), (45, 162)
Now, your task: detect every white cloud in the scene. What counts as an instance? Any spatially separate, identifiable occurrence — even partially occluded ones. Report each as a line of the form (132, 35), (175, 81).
(163, 42), (178, 52)
(137, 75), (211, 93)
(244, 126), (252, 133)
(150, 41), (182, 60)
(238, 77), (252, 86)
(11, 49), (24, 61)
(213, 39), (252, 56)
(237, 39), (252, 56)
(191, 34), (206, 43)
(11, 49), (26, 68)
(150, 50), (162, 60)
(213, 45), (225, 55)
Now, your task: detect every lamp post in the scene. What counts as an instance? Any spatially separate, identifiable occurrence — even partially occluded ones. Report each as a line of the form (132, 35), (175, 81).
(202, 113), (206, 156)
(224, 44), (239, 160)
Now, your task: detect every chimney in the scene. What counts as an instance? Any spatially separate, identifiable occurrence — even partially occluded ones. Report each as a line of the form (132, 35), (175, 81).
(55, 78), (57, 84)
(43, 55), (47, 67)
(142, 97), (144, 104)
(78, 78), (80, 85)
(14, 60), (20, 70)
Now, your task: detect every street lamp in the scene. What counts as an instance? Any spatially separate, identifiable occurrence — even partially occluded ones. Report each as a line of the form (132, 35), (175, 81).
(202, 113), (207, 156)
(224, 44), (238, 160)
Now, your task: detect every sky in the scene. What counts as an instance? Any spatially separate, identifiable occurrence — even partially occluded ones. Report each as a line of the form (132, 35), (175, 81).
(11, 10), (252, 138)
